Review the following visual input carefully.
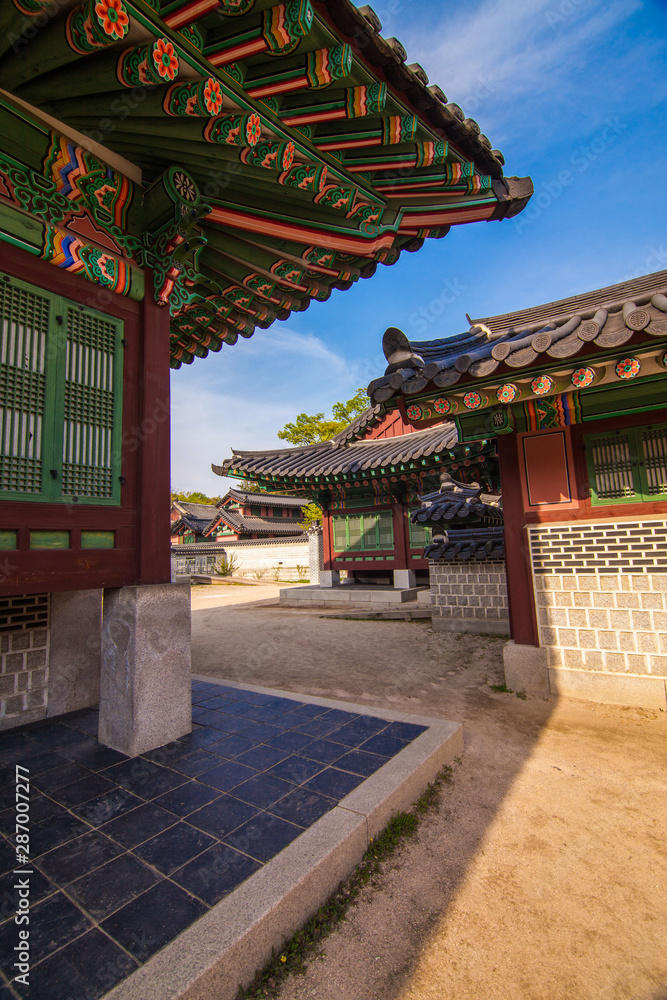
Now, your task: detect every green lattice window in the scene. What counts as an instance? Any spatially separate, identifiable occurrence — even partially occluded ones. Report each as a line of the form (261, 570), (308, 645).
(332, 511), (394, 552)
(0, 273), (123, 504)
(585, 423), (667, 505)
(409, 513), (431, 549)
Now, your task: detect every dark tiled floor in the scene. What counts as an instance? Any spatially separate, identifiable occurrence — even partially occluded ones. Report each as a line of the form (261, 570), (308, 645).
(0, 682), (426, 1000)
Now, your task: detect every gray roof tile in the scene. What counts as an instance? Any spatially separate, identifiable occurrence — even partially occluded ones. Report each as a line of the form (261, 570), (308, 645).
(368, 270), (667, 403)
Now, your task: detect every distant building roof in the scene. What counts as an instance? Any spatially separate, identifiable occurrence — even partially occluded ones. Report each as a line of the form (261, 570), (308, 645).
(216, 509), (305, 536)
(215, 423), (459, 483)
(171, 501), (221, 536)
(224, 489), (307, 509)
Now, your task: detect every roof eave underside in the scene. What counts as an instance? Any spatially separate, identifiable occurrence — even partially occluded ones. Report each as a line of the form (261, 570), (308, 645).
(0, 0), (532, 370)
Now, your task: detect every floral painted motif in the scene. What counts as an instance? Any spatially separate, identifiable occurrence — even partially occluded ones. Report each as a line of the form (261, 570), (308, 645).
(571, 367), (595, 388)
(282, 142), (296, 171)
(154, 38), (179, 81)
(203, 78), (223, 116)
(433, 397), (451, 414)
(496, 384), (518, 403)
(95, 0), (129, 39)
(615, 357), (641, 380)
(246, 114), (262, 146)
(530, 375), (553, 396)
(463, 392), (482, 409)
(172, 170), (198, 203)
(406, 405), (423, 421)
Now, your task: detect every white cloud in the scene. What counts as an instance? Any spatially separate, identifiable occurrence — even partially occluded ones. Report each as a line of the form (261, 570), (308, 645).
(170, 326), (362, 492)
(398, 0), (657, 143)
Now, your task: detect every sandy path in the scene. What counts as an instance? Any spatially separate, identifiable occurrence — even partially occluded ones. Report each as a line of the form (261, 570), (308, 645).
(191, 585), (667, 1000)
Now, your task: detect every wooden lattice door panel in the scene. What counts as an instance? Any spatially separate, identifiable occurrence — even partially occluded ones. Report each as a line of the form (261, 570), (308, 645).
(62, 306), (122, 501)
(585, 423), (667, 505)
(585, 431), (635, 502)
(0, 278), (51, 496)
(0, 272), (123, 504)
(640, 426), (667, 497)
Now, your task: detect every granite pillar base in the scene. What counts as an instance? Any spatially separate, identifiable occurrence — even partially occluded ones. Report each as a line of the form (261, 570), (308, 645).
(99, 583), (191, 755)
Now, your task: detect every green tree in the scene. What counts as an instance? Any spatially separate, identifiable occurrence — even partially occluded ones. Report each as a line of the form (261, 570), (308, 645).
(277, 388), (368, 446)
(171, 489), (221, 504)
(300, 501), (323, 530)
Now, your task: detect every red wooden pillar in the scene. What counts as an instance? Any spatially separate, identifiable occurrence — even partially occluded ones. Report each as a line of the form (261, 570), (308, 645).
(392, 500), (408, 569)
(138, 273), (172, 584)
(496, 434), (539, 646)
(321, 509), (334, 570)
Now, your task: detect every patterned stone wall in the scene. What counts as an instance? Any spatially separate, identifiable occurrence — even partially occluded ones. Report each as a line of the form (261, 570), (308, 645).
(0, 594), (49, 729)
(429, 560), (509, 634)
(529, 519), (667, 678)
(308, 528), (323, 584)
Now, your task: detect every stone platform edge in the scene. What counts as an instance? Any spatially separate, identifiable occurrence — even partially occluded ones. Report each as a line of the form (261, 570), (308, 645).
(104, 677), (463, 1000)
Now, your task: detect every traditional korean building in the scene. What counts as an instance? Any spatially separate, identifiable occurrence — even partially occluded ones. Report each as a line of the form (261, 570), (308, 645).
(0, 0), (532, 744)
(367, 270), (667, 709)
(170, 499), (221, 542)
(215, 405), (499, 588)
(171, 489), (306, 542)
(214, 487), (306, 539)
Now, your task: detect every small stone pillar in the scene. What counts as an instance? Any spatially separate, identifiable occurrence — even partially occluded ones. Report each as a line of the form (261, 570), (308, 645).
(393, 569), (416, 589)
(48, 589), (102, 717)
(319, 569), (340, 588)
(308, 527), (323, 585)
(99, 583), (191, 756)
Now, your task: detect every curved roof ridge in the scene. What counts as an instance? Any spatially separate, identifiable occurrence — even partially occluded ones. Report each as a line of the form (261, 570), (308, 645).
(471, 269), (667, 335)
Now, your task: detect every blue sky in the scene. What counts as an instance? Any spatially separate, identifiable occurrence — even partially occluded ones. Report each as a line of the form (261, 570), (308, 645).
(171, 0), (667, 495)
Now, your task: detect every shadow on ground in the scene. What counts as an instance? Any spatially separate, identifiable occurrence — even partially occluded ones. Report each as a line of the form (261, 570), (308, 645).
(191, 586), (667, 1000)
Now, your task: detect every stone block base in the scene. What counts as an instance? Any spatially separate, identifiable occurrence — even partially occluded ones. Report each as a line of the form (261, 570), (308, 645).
(434, 616), (510, 636)
(503, 641), (549, 694)
(548, 667), (667, 709)
(99, 583), (191, 755)
(280, 585), (423, 611)
(48, 589), (101, 717)
(504, 641), (667, 709)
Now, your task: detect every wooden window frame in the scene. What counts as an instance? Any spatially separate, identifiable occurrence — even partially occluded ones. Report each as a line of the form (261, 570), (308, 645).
(332, 511), (394, 553)
(408, 511), (431, 549)
(585, 421), (667, 506)
(0, 272), (124, 506)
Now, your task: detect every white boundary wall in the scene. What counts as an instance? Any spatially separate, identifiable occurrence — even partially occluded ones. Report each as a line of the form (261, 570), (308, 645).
(172, 537), (312, 582)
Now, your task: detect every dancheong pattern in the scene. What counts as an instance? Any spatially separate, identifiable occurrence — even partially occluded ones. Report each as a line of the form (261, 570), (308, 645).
(433, 398), (451, 414)
(463, 392), (482, 409)
(530, 374), (554, 396)
(496, 384), (518, 403)
(523, 393), (582, 431)
(116, 39), (179, 88)
(262, 0), (313, 55)
(66, 0), (130, 53)
(43, 136), (133, 231)
(615, 357), (641, 379)
(571, 366), (595, 388)
(2, 0), (530, 368)
(163, 79), (224, 117)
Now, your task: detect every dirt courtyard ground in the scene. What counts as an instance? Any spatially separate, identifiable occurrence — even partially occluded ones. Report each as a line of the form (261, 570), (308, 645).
(191, 584), (667, 1000)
